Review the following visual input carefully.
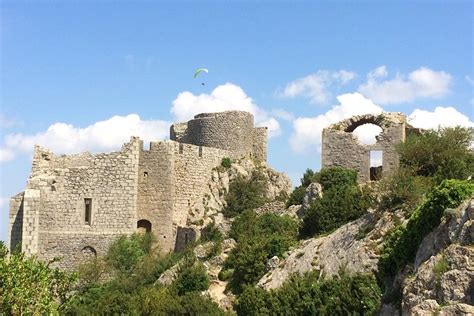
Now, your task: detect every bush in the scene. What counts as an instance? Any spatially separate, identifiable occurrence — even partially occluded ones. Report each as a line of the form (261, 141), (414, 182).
(224, 211), (298, 292)
(223, 170), (269, 217)
(300, 167), (373, 238)
(0, 243), (77, 315)
(106, 233), (153, 274)
(398, 127), (474, 183)
(313, 166), (358, 190)
(221, 157), (231, 168)
(378, 179), (474, 283)
(173, 255), (210, 295)
(201, 222), (224, 243)
(378, 167), (434, 212)
(286, 168), (315, 207)
(235, 270), (381, 316)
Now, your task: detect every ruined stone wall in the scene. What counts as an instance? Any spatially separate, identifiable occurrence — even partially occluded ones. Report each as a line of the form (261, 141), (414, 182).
(137, 141), (176, 252)
(8, 192), (24, 252)
(252, 127), (268, 162)
(170, 111), (266, 160)
(173, 142), (232, 248)
(14, 138), (141, 269)
(322, 113), (406, 182)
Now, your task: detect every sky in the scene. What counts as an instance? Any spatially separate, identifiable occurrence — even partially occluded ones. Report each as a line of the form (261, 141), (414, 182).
(0, 1), (473, 242)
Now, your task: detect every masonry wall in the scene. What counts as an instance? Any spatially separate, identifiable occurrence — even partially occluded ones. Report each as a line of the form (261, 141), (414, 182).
(8, 192), (24, 252)
(252, 127), (268, 162)
(170, 111), (258, 160)
(137, 141), (176, 252)
(16, 138), (141, 269)
(322, 113), (406, 182)
(173, 142), (231, 248)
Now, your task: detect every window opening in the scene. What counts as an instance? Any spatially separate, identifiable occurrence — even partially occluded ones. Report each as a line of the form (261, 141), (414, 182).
(179, 143), (183, 154)
(143, 171), (148, 182)
(84, 198), (92, 225)
(369, 150), (383, 181)
(199, 146), (203, 157)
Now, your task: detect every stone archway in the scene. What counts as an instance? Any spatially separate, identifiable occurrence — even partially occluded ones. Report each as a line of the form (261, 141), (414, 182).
(137, 219), (152, 234)
(322, 113), (407, 182)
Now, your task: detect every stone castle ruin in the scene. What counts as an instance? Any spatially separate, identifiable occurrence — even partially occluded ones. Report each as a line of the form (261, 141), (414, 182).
(322, 112), (412, 182)
(8, 110), (412, 269)
(8, 111), (267, 269)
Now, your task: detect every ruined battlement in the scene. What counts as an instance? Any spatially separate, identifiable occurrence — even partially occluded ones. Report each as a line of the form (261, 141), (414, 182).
(8, 110), (267, 269)
(170, 110), (267, 161)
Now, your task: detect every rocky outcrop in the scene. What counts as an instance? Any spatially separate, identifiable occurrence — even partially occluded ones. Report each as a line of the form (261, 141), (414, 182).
(299, 182), (322, 218)
(258, 209), (403, 290)
(186, 158), (292, 236)
(400, 199), (474, 315)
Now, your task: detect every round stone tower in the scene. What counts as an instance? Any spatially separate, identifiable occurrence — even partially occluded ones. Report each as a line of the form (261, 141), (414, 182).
(187, 111), (254, 158)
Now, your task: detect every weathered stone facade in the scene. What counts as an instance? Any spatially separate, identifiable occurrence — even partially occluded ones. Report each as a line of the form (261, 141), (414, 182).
(322, 112), (407, 182)
(8, 110), (267, 269)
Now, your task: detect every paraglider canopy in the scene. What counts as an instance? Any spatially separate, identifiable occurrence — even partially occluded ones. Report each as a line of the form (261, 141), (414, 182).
(193, 68), (209, 78)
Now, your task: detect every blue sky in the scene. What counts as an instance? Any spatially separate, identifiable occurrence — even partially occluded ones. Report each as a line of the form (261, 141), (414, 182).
(1, 1), (473, 242)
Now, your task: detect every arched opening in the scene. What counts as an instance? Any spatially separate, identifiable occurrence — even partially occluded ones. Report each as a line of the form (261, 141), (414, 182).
(137, 219), (152, 234)
(352, 123), (383, 145)
(81, 246), (97, 259)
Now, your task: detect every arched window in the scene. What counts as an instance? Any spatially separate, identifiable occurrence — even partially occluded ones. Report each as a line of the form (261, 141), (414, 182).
(137, 219), (152, 233)
(81, 246), (97, 259)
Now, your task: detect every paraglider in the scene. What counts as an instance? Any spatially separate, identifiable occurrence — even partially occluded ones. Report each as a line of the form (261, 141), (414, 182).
(194, 68), (208, 85)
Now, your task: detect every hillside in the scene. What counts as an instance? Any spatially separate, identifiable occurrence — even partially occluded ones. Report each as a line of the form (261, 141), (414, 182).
(1, 126), (473, 315)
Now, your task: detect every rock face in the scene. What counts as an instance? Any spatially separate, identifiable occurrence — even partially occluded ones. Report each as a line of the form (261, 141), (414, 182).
(187, 158), (292, 236)
(258, 209), (402, 290)
(400, 199), (474, 315)
(298, 182), (323, 218)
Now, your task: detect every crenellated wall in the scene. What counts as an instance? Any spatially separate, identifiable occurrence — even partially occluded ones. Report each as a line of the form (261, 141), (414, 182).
(8, 110), (269, 269)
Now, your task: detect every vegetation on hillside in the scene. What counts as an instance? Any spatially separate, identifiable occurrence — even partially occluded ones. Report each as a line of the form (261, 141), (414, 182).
(223, 169), (269, 217)
(300, 167), (374, 237)
(222, 210), (298, 293)
(235, 269), (381, 316)
(0, 242), (76, 315)
(61, 233), (220, 314)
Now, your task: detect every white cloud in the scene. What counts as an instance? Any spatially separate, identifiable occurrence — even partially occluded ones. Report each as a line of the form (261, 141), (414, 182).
(271, 108), (295, 121)
(0, 114), (170, 163)
(466, 75), (474, 86)
(408, 106), (474, 129)
(358, 66), (452, 104)
(290, 92), (383, 152)
(281, 70), (356, 104)
(171, 82), (281, 138)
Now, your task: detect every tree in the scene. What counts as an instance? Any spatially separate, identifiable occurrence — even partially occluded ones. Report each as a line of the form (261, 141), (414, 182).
(398, 127), (474, 183)
(0, 242), (76, 315)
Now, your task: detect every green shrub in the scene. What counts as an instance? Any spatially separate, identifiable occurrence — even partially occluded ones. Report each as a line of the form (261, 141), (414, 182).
(378, 179), (474, 283)
(221, 157), (232, 168)
(173, 255), (210, 295)
(201, 222), (224, 243)
(286, 168), (315, 207)
(398, 127), (474, 183)
(235, 270), (381, 316)
(0, 244), (77, 315)
(300, 167), (373, 238)
(225, 211), (298, 292)
(106, 233), (153, 274)
(223, 170), (269, 217)
(378, 167), (434, 212)
(313, 166), (358, 191)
